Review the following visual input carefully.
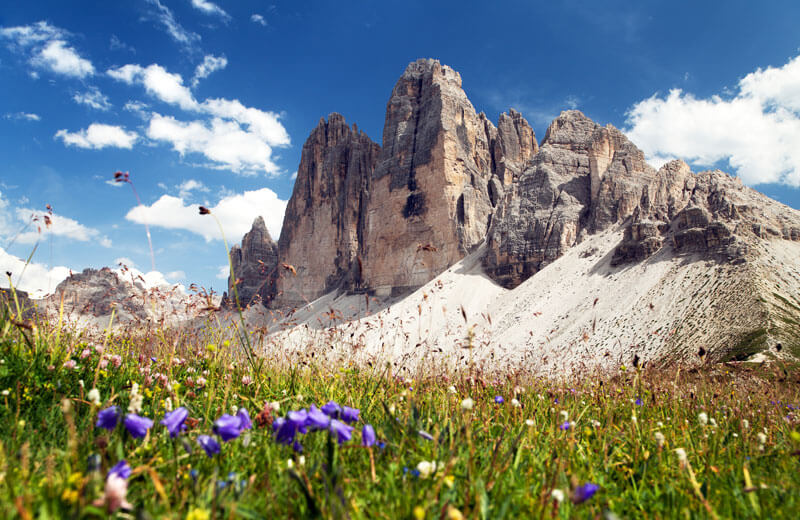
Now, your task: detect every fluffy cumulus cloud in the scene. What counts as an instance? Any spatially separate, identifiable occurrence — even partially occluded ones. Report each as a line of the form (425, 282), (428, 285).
(125, 187), (286, 242)
(0, 21), (94, 78)
(108, 62), (290, 174)
(0, 246), (72, 297)
(192, 54), (227, 87)
(625, 54), (800, 186)
(191, 0), (231, 21)
(108, 63), (198, 110)
(73, 86), (111, 110)
(55, 123), (138, 149)
(147, 114), (280, 173)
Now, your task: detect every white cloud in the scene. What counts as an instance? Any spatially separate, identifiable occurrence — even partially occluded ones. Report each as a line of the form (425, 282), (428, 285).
(0, 21), (64, 47)
(147, 113), (279, 174)
(250, 14), (267, 26)
(13, 207), (112, 247)
(1, 21), (94, 78)
(191, 0), (231, 21)
(108, 62), (290, 174)
(32, 39), (94, 78)
(0, 190), (11, 234)
(0, 246), (71, 297)
(144, 0), (201, 50)
(108, 64), (198, 110)
(216, 265), (229, 279)
(625, 53), (800, 186)
(109, 34), (135, 53)
(73, 86), (111, 110)
(192, 54), (227, 87)
(123, 100), (150, 119)
(55, 123), (138, 149)
(4, 112), (40, 121)
(177, 179), (209, 198)
(202, 97), (289, 145)
(125, 187), (286, 242)
(113, 257), (185, 290)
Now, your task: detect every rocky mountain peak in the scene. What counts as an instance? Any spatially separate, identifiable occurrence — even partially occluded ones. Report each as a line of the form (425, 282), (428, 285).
(361, 59), (536, 295)
(227, 216), (278, 307)
(272, 113), (380, 307)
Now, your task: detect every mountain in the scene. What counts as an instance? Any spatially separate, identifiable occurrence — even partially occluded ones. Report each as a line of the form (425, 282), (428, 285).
(226, 216), (278, 307)
(37, 267), (211, 330)
(227, 58), (800, 366)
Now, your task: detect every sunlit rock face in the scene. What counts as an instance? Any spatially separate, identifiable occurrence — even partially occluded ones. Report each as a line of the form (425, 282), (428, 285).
(362, 58), (536, 296)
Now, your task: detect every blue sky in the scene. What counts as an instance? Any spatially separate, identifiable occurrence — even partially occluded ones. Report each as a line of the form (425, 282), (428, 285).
(1, 0), (799, 297)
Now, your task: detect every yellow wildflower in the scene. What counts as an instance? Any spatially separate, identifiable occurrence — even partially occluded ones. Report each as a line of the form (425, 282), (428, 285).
(186, 507), (210, 520)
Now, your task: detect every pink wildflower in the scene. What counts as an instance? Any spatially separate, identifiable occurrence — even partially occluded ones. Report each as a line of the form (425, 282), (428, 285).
(96, 474), (131, 512)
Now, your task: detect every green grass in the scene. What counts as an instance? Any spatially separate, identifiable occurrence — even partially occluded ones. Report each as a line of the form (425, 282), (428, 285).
(1, 307), (800, 519)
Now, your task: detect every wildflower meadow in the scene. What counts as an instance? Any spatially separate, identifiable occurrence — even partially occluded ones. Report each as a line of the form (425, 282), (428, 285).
(1, 298), (799, 519)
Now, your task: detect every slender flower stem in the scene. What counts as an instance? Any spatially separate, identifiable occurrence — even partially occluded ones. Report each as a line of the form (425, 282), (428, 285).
(126, 182), (156, 272)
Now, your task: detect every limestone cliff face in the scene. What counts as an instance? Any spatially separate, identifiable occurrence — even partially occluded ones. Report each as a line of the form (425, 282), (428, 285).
(227, 216), (278, 307)
(274, 114), (380, 306)
(361, 59), (536, 295)
(484, 110), (800, 288)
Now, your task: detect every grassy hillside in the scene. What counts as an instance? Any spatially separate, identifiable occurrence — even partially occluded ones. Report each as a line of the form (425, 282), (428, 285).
(1, 302), (799, 519)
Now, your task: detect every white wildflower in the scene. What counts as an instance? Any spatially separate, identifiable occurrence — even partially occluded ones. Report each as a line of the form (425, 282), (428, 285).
(296, 394), (304, 401)
(448, 385), (457, 395)
(525, 419), (534, 427)
(698, 412), (708, 426)
(88, 388), (101, 406)
(709, 418), (718, 428)
(551, 489), (565, 503)
(269, 401), (281, 412)
(675, 448), (688, 464)
(164, 397), (173, 412)
(128, 385), (143, 414)
(757, 432), (767, 449)
(79, 379), (85, 389)
(298, 455), (306, 467)
(657, 421), (664, 428)
(655, 431), (665, 448)
(461, 398), (474, 411)
(1, 389), (9, 397)
(559, 410), (569, 422)
(631, 414), (638, 425)
(590, 419), (601, 428)
(287, 459), (294, 469)
(416, 460), (439, 479)
(511, 398), (521, 408)
(742, 419), (749, 429)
